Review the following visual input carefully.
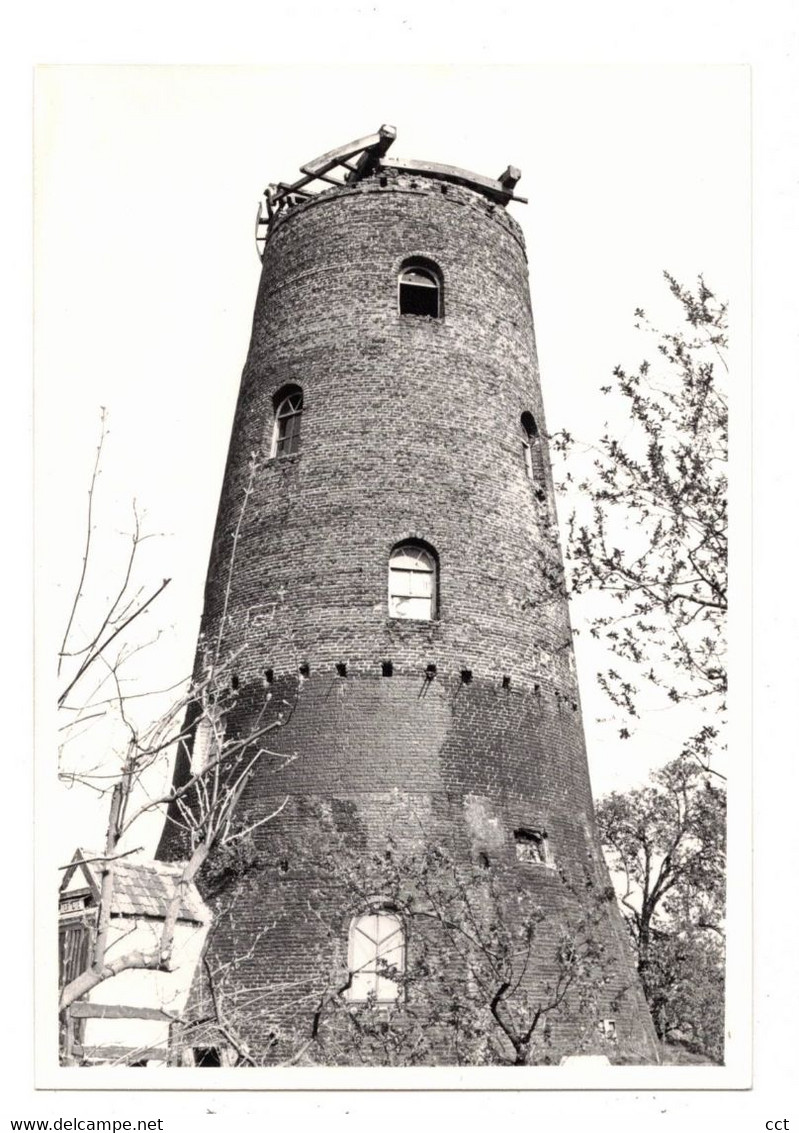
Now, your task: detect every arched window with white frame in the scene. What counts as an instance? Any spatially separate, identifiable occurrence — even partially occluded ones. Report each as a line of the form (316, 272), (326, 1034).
(388, 542), (438, 621)
(271, 386), (303, 457)
(347, 910), (405, 1003)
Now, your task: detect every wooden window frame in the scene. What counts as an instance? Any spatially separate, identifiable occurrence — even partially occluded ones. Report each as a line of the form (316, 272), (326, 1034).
(271, 388), (304, 458)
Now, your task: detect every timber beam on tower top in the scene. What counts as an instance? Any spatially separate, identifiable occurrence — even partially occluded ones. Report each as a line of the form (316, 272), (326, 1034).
(255, 126), (398, 257)
(254, 125), (525, 259)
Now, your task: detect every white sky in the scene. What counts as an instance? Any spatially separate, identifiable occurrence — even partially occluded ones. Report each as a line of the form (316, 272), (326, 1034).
(35, 65), (749, 858)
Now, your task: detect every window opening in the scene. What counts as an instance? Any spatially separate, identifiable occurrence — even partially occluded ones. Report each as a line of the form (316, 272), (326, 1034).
(348, 911), (405, 1003)
(193, 1047), (222, 1067)
(514, 828), (550, 865)
(521, 412), (546, 499)
(388, 544), (437, 621)
(271, 389), (303, 457)
(399, 266), (441, 318)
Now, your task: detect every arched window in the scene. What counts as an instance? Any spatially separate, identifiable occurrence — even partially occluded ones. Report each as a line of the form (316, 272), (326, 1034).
(347, 911), (405, 1002)
(520, 412), (546, 499)
(398, 262), (442, 318)
(271, 387), (303, 457)
(388, 543), (437, 620)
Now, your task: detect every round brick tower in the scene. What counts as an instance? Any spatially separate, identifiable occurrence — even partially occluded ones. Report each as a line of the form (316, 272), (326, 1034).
(158, 129), (659, 1065)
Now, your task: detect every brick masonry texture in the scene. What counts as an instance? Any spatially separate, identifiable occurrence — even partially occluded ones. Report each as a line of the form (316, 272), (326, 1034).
(158, 169), (659, 1063)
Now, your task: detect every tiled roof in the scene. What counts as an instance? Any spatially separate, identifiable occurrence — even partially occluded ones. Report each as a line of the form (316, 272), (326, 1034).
(74, 853), (209, 924)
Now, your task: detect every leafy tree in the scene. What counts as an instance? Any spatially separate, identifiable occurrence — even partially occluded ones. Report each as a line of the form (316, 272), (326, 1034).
(556, 275), (728, 776)
(597, 755), (726, 1061)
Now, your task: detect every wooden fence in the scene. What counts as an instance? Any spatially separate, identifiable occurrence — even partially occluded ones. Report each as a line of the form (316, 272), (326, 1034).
(61, 1002), (178, 1066)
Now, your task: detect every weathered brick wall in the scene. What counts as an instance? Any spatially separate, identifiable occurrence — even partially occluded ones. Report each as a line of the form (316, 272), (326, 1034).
(158, 170), (659, 1063)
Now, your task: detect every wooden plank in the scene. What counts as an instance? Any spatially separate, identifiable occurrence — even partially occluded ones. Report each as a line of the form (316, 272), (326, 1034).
(73, 1044), (167, 1063)
(301, 129), (390, 178)
(498, 165), (522, 189)
(68, 1002), (177, 1021)
(378, 157), (528, 204)
(269, 126), (398, 209)
(344, 124), (397, 182)
(275, 182), (313, 198)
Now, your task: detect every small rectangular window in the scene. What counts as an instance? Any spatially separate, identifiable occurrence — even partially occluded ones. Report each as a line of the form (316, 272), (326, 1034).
(514, 828), (550, 865)
(193, 1047), (222, 1066)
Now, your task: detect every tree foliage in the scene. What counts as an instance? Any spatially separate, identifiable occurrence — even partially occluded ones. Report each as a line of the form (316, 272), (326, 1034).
(597, 755), (726, 1060)
(556, 274), (728, 774)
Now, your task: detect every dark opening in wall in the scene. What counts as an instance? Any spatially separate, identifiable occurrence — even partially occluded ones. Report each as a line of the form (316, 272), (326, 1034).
(264, 668), (274, 684)
(231, 674), (240, 691)
(336, 662), (348, 678)
(399, 262), (442, 318)
(425, 663), (437, 680)
(381, 660), (394, 677)
(299, 662), (310, 678)
(193, 1047), (221, 1067)
(478, 852), (490, 869)
(460, 668), (473, 685)
(514, 828), (550, 865)
(502, 675), (511, 690)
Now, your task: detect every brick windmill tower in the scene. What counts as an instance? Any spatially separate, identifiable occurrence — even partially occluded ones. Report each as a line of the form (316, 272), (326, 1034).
(158, 127), (658, 1065)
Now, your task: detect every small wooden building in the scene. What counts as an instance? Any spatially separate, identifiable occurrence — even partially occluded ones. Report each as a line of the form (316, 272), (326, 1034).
(59, 850), (210, 1065)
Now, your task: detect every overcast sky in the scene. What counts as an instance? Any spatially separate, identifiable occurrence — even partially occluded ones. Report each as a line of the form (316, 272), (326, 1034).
(36, 65), (749, 857)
